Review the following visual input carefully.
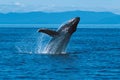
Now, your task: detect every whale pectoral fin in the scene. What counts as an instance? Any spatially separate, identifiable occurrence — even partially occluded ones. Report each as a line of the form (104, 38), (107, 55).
(38, 28), (59, 37)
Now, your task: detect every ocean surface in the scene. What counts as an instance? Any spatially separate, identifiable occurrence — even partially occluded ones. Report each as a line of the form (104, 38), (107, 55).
(0, 24), (120, 80)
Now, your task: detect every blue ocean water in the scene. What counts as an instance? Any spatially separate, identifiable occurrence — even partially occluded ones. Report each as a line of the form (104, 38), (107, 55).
(0, 25), (120, 80)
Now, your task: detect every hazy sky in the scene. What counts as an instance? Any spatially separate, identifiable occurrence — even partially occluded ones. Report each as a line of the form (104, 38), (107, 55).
(0, 0), (119, 14)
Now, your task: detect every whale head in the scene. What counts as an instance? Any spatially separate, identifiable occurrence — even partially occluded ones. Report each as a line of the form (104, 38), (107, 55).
(58, 17), (80, 34)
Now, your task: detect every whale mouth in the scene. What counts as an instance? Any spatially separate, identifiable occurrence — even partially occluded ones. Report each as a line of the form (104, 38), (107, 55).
(75, 17), (80, 23)
(68, 17), (80, 33)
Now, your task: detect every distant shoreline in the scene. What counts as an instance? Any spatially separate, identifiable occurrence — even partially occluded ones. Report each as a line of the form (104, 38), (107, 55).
(0, 11), (120, 24)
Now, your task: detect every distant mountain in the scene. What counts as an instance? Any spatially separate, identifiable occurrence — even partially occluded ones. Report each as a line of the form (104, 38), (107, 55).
(0, 11), (120, 24)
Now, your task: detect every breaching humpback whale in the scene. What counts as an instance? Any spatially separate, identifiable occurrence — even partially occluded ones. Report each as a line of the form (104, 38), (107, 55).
(38, 17), (80, 54)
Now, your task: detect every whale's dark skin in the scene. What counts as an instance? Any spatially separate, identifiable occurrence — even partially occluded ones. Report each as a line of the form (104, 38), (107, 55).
(38, 17), (80, 54)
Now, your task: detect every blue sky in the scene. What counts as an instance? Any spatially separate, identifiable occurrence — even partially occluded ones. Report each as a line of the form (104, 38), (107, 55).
(0, 0), (120, 14)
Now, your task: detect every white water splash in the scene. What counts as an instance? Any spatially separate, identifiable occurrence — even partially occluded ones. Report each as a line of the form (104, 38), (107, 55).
(36, 34), (49, 54)
(15, 33), (49, 54)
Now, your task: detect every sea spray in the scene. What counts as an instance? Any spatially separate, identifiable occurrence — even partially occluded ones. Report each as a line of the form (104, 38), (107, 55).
(15, 32), (50, 54)
(36, 34), (50, 53)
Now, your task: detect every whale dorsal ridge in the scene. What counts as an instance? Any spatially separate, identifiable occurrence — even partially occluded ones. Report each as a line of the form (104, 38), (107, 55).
(38, 28), (59, 37)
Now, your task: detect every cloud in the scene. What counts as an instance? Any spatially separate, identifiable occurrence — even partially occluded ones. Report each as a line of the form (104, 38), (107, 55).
(14, 2), (23, 6)
(0, 3), (26, 13)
